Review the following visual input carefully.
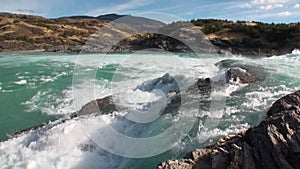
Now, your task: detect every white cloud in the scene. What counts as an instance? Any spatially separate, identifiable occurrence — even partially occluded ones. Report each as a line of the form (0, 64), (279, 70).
(260, 3), (283, 10)
(0, 0), (73, 16)
(85, 0), (151, 16)
(241, 0), (289, 8)
(278, 11), (292, 16)
(294, 3), (300, 8)
(251, 0), (289, 5)
(241, 3), (252, 8)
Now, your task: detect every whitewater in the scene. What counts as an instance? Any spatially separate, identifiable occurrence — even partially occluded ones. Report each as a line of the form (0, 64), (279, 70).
(0, 50), (300, 169)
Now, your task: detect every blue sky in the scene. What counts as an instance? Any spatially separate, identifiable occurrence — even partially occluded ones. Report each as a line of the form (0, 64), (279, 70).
(0, 0), (300, 23)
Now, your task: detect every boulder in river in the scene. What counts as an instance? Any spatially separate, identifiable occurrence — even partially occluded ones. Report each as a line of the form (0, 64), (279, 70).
(76, 96), (117, 116)
(226, 67), (257, 84)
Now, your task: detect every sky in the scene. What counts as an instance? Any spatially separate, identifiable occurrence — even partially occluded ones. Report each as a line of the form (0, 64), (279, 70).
(0, 0), (300, 23)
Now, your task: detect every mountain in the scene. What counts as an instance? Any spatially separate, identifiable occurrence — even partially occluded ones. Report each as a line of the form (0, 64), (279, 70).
(96, 14), (127, 21)
(60, 13), (126, 21)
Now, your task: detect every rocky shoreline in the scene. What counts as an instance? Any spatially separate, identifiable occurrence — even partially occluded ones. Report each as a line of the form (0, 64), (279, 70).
(0, 42), (293, 57)
(158, 90), (300, 169)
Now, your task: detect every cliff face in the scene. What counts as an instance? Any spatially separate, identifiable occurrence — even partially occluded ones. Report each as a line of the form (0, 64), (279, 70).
(157, 90), (300, 169)
(0, 13), (299, 55)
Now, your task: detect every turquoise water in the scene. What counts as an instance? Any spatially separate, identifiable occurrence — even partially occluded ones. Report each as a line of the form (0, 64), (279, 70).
(0, 53), (77, 140)
(0, 51), (300, 168)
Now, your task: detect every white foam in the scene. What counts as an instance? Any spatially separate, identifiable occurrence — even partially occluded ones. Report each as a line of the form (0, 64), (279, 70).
(225, 78), (248, 96)
(242, 85), (294, 113)
(196, 123), (250, 144)
(40, 72), (69, 83)
(22, 89), (76, 116)
(0, 117), (123, 169)
(1, 89), (14, 93)
(1, 105), (246, 169)
(291, 49), (300, 55)
(14, 80), (27, 85)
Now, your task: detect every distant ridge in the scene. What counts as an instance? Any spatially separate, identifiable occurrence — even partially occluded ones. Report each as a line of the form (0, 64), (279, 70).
(60, 13), (127, 21)
(96, 14), (127, 21)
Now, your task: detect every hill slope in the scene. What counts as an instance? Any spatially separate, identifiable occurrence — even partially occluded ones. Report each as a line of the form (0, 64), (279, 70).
(0, 13), (299, 56)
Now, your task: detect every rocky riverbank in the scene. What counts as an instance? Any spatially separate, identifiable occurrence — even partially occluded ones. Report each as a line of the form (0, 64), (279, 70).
(157, 90), (300, 169)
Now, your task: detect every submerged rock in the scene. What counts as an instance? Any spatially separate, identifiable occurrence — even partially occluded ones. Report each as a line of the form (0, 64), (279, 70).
(157, 90), (300, 169)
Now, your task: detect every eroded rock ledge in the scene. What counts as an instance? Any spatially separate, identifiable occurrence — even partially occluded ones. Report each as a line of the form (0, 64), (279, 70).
(157, 90), (300, 169)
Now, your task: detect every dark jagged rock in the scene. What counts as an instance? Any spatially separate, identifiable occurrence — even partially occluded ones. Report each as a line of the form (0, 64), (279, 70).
(267, 91), (300, 117)
(157, 90), (300, 169)
(226, 67), (257, 84)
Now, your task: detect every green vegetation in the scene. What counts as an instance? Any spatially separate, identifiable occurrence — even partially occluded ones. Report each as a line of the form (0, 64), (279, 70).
(191, 19), (231, 34)
(191, 19), (300, 52)
(192, 19), (300, 41)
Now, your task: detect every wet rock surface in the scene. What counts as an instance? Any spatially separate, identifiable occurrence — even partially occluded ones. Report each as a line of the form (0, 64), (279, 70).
(226, 67), (257, 84)
(76, 96), (117, 116)
(157, 90), (300, 169)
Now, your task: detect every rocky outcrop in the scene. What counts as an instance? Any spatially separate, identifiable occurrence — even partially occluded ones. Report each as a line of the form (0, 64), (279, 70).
(157, 90), (300, 169)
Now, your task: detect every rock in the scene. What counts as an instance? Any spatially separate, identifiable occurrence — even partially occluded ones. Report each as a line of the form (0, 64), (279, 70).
(0, 41), (42, 52)
(76, 96), (117, 116)
(267, 90), (300, 117)
(216, 59), (267, 82)
(188, 78), (212, 94)
(44, 45), (82, 53)
(136, 73), (182, 94)
(157, 90), (300, 169)
(226, 67), (257, 84)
